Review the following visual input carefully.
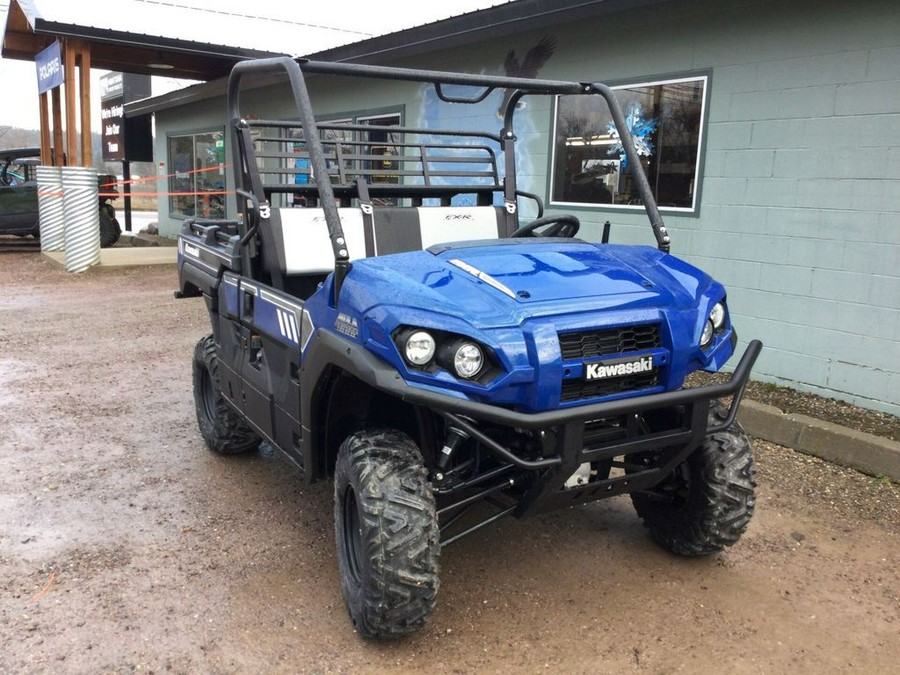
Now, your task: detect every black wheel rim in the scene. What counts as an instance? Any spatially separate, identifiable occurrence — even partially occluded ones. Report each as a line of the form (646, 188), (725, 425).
(658, 463), (692, 507)
(342, 486), (364, 586)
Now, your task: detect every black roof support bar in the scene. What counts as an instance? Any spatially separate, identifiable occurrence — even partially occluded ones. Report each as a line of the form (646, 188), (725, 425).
(228, 56), (351, 304)
(299, 59), (671, 253)
(226, 57), (673, 304)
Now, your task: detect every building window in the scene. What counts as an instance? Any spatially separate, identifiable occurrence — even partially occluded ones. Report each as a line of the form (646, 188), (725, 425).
(357, 113), (402, 190)
(551, 75), (708, 212)
(319, 112), (402, 203)
(168, 131), (225, 218)
(277, 112), (402, 208)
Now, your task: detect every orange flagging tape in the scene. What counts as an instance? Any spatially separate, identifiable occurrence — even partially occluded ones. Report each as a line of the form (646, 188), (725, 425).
(41, 189), (231, 198)
(39, 163), (237, 199)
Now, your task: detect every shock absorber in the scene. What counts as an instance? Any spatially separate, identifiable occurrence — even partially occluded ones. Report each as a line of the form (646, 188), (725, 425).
(437, 426), (469, 473)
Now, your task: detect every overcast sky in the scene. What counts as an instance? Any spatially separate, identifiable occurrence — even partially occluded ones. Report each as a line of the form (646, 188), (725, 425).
(0, 0), (507, 132)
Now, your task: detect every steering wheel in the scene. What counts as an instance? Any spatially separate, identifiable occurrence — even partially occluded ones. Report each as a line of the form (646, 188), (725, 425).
(511, 214), (580, 238)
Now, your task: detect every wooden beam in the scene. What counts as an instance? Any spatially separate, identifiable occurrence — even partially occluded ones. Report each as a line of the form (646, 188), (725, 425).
(39, 92), (51, 165)
(4, 30), (235, 81)
(64, 39), (77, 166)
(1, 31), (54, 56)
(51, 87), (64, 167)
(78, 43), (92, 166)
(83, 43), (235, 80)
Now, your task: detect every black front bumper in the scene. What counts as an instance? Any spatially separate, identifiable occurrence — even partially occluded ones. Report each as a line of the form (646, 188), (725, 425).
(303, 331), (762, 515)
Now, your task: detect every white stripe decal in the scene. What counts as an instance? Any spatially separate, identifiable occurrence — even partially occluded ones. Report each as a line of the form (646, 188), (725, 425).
(260, 288), (304, 314)
(288, 313), (299, 343)
(274, 307), (299, 345)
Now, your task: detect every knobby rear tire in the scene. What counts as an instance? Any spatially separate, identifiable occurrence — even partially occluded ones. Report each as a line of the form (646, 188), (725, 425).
(192, 335), (260, 455)
(334, 429), (440, 639)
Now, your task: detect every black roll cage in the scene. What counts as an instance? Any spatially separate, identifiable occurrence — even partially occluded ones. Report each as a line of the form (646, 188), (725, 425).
(226, 57), (672, 301)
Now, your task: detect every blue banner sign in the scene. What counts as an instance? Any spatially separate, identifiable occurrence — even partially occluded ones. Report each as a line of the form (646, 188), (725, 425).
(36, 40), (63, 94)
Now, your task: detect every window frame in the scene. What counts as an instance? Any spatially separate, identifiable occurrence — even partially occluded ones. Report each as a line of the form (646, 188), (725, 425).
(166, 129), (226, 220)
(548, 71), (711, 216)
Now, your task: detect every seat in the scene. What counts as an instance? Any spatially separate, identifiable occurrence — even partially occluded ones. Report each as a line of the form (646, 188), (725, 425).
(274, 205), (505, 276)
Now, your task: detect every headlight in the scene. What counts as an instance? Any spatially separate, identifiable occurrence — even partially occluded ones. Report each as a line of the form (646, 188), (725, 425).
(710, 302), (726, 330)
(404, 331), (436, 366)
(700, 301), (726, 349)
(700, 320), (715, 348)
(394, 326), (495, 382)
(453, 343), (484, 379)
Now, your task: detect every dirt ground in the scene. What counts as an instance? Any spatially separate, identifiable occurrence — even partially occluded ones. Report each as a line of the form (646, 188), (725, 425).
(1, 253), (898, 674)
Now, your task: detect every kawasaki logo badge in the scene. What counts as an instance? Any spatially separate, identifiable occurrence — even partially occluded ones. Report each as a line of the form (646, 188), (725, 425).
(585, 355), (654, 380)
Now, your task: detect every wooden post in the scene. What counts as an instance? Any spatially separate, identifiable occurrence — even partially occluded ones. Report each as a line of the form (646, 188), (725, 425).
(39, 92), (51, 165)
(57, 39), (94, 166)
(78, 43), (92, 166)
(64, 38), (77, 166)
(51, 87), (64, 167)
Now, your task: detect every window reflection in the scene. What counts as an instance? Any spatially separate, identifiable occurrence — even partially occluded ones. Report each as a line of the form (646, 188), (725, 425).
(168, 132), (225, 218)
(552, 76), (707, 211)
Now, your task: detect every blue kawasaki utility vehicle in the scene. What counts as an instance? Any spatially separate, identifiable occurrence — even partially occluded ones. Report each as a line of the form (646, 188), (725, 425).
(176, 58), (762, 639)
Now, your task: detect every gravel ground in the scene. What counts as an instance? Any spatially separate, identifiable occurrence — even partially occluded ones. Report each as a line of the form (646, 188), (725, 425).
(753, 439), (899, 531)
(1, 252), (898, 673)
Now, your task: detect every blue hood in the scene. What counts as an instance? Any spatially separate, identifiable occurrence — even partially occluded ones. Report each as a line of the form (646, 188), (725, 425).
(340, 241), (714, 330)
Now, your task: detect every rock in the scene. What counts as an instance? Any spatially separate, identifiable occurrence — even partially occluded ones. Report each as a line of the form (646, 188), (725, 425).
(130, 234), (159, 248)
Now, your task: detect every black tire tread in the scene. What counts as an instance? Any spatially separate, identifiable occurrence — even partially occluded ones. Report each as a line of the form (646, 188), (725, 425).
(631, 408), (757, 556)
(99, 204), (121, 248)
(192, 335), (260, 455)
(334, 429), (440, 639)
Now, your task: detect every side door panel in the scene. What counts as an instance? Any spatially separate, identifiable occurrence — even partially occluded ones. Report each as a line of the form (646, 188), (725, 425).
(238, 280), (304, 469)
(237, 281), (274, 441)
(214, 276), (246, 412)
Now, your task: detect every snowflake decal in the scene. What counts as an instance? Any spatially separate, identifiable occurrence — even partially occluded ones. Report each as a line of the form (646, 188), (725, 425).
(607, 104), (657, 168)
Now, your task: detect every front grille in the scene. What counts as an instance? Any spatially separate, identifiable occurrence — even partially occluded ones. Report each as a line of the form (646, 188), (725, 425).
(558, 324), (661, 361)
(557, 323), (663, 402)
(560, 370), (660, 402)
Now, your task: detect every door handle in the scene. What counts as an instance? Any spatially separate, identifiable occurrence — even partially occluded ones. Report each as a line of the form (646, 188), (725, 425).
(242, 290), (255, 319)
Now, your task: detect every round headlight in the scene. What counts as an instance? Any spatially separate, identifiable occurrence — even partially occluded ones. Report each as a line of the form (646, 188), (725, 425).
(453, 343), (484, 379)
(700, 319), (715, 348)
(710, 302), (726, 330)
(405, 331), (436, 366)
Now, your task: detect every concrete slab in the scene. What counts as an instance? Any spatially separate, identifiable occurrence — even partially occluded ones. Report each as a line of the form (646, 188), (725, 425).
(739, 399), (900, 481)
(42, 246), (176, 270)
